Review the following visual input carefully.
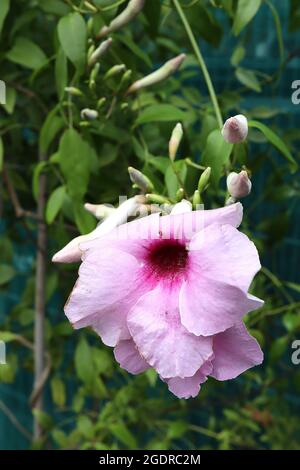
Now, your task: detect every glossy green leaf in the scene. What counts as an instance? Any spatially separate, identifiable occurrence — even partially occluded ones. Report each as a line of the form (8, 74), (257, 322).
(235, 68), (261, 92)
(0, 264), (16, 285)
(248, 120), (298, 171)
(58, 12), (87, 71)
(136, 104), (189, 125)
(0, 0), (10, 35)
(202, 129), (233, 186)
(46, 185), (66, 224)
(233, 0), (261, 35)
(6, 37), (47, 70)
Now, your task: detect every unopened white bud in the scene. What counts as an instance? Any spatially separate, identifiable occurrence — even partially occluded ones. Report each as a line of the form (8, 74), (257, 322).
(80, 108), (99, 120)
(170, 199), (192, 215)
(222, 114), (248, 143)
(84, 203), (116, 220)
(88, 38), (113, 66)
(169, 123), (183, 161)
(227, 170), (252, 199)
(126, 54), (186, 95)
(97, 0), (145, 39)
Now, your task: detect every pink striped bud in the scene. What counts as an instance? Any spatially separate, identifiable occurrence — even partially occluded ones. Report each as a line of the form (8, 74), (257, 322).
(227, 170), (252, 199)
(222, 114), (248, 143)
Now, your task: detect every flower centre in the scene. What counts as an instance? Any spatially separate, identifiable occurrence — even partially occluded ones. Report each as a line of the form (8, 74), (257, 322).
(147, 240), (188, 279)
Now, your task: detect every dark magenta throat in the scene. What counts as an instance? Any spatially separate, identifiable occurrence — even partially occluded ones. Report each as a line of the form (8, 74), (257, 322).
(147, 239), (188, 279)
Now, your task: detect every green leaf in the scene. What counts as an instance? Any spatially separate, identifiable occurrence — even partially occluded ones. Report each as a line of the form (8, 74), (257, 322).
(248, 120), (298, 171)
(109, 422), (137, 450)
(0, 264), (16, 285)
(50, 376), (66, 407)
(269, 336), (288, 363)
(233, 0), (261, 35)
(58, 12), (87, 71)
(117, 34), (152, 68)
(0, 137), (3, 171)
(57, 128), (93, 199)
(202, 129), (233, 186)
(0, 331), (18, 342)
(38, 0), (71, 16)
(0, 0), (10, 35)
(32, 161), (48, 200)
(55, 47), (68, 99)
(136, 104), (189, 125)
(231, 45), (245, 66)
(40, 109), (64, 153)
(235, 68), (261, 92)
(1, 87), (16, 114)
(32, 409), (53, 431)
(46, 185), (66, 224)
(6, 37), (47, 70)
(75, 337), (94, 385)
(73, 201), (96, 235)
(165, 161), (187, 199)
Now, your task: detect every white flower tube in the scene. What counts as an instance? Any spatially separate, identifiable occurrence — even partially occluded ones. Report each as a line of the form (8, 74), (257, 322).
(52, 196), (146, 263)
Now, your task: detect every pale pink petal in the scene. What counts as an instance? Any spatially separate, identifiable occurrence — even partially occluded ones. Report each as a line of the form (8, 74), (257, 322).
(165, 360), (213, 399)
(159, 202), (243, 241)
(188, 223), (261, 291)
(179, 277), (263, 337)
(114, 340), (149, 374)
(211, 322), (263, 380)
(64, 247), (147, 346)
(127, 286), (213, 378)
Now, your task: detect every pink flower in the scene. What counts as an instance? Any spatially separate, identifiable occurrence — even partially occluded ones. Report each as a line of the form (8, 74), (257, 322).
(62, 202), (263, 399)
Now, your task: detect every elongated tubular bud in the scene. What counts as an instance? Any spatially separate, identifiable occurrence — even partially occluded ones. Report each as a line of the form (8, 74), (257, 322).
(176, 188), (184, 202)
(104, 64), (126, 80)
(96, 0), (145, 39)
(169, 122), (183, 161)
(88, 38), (113, 66)
(192, 189), (201, 209)
(128, 166), (154, 193)
(84, 203), (116, 220)
(52, 196), (146, 263)
(145, 194), (171, 205)
(126, 53), (186, 95)
(65, 87), (83, 96)
(198, 167), (211, 193)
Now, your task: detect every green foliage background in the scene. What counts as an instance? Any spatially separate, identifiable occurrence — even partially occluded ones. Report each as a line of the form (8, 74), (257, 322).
(1, 0), (300, 450)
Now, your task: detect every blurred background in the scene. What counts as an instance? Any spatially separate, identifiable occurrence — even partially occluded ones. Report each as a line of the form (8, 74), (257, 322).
(1, 0), (300, 450)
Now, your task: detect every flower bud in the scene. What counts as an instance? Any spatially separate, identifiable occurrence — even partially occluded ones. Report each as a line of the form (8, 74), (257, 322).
(88, 38), (113, 66)
(226, 170), (252, 199)
(104, 64), (126, 80)
(222, 114), (248, 143)
(80, 108), (99, 120)
(65, 87), (83, 96)
(192, 189), (201, 209)
(97, 97), (106, 109)
(97, 0), (145, 39)
(198, 167), (211, 193)
(169, 123), (183, 161)
(176, 188), (184, 202)
(171, 199), (192, 215)
(126, 54), (186, 95)
(52, 196), (146, 263)
(128, 166), (154, 193)
(145, 194), (170, 205)
(84, 203), (116, 220)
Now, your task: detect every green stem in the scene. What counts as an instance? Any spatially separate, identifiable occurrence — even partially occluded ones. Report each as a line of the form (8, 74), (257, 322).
(172, 0), (223, 129)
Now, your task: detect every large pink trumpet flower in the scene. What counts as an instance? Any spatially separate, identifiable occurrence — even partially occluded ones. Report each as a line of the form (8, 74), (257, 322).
(58, 202), (263, 398)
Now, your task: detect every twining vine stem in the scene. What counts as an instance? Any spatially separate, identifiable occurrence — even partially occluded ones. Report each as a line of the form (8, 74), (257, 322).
(172, 0), (223, 129)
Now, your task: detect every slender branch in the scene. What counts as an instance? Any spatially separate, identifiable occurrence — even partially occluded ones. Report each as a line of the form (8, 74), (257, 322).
(172, 0), (223, 128)
(0, 401), (33, 441)
(33, 151), (47, 440)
